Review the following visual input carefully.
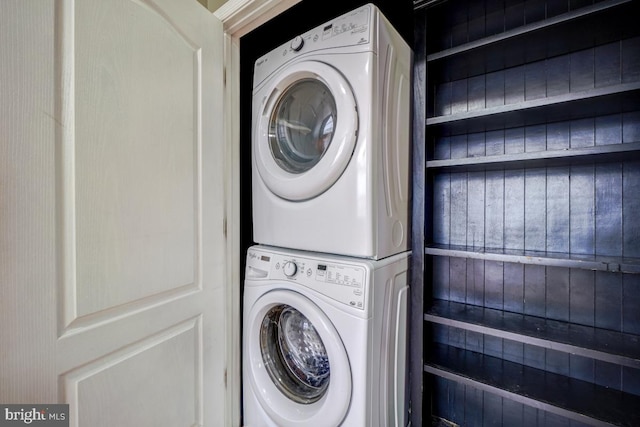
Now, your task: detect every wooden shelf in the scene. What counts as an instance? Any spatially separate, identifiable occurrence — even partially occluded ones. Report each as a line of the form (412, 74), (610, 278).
(427, 0), (631, 61)
(426, 142), (640, 171)
(424, 244), (640, 274)
(426, 83), (640, 135)
(425, 344), (640, 427)
(418, 1), (640, 426)
(426, 0), (638, 82)
(424, 300), (640, 369)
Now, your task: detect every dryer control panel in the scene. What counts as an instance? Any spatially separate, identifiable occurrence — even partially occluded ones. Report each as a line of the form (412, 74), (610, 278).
(253, 4), (374, 89)
(246, 248), (368, 310)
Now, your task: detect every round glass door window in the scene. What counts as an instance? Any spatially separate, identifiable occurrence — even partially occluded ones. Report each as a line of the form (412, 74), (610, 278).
(260, 304), (331, 404)
(268, 79), (337, 174)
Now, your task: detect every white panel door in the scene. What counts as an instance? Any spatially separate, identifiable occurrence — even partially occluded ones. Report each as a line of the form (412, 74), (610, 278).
(0, 0), (230, 425)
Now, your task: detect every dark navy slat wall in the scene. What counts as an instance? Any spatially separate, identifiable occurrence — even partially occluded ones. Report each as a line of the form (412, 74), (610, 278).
(413, 0), (640, 425)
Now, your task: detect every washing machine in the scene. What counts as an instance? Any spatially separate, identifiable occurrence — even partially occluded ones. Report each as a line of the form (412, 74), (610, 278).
(243, 245), (410, 427)
(251, 4), (412, 259)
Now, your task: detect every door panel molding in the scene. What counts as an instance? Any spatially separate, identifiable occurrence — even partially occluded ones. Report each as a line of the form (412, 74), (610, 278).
(56, 0), (205, 334)
(61, 316), (202, 427)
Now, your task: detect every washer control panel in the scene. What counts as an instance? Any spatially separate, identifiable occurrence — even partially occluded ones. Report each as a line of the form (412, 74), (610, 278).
(246, 248), (367, 310)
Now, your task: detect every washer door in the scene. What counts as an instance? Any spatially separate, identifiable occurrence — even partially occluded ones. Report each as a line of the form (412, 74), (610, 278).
(254, 61), (358, 201)
(247, 289), (351, 427)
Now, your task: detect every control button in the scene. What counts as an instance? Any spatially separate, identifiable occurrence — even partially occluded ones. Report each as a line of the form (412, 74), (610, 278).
(283, 261), (298, 277)
(306, 268), (312, 277)
(290, 36), (304, 51)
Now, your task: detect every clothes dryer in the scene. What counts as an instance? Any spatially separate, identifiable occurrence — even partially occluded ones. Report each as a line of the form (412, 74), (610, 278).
(251, 4), (412, 259)
(243, 245), (410, 426)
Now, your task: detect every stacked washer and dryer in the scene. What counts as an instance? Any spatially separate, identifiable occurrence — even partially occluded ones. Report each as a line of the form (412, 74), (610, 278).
(244, 4), (412, 426)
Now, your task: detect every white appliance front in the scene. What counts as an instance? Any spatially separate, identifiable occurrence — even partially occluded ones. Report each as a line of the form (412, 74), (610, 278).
(251, 4), (412, 259)
(242, 245), (411, 427)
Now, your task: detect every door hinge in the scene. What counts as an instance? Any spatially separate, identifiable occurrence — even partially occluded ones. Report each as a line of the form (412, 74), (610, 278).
(224, 368), (227, 388)
(223, 217), (227, 238)
(223, 66), (227, 86)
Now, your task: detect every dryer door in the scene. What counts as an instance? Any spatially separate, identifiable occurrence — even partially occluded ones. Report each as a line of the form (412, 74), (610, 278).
(246, 289), (351, 427)
(254, 61), (358, 201)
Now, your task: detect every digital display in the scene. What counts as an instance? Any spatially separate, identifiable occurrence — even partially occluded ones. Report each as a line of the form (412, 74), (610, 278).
(261, 256), (270, 262)
(317, 264), (327, 271)
(324, 24), (333, 31)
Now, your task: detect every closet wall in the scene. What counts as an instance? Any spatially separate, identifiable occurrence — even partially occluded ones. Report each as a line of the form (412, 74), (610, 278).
(411, 0), (640, 425)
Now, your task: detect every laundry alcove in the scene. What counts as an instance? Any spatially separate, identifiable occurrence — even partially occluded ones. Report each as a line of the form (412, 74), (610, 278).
(239, 0), (640, 425)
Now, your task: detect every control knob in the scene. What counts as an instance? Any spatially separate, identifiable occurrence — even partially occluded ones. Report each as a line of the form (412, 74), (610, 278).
(290, 36), (304, 52)
(283, 261), (298, 277)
